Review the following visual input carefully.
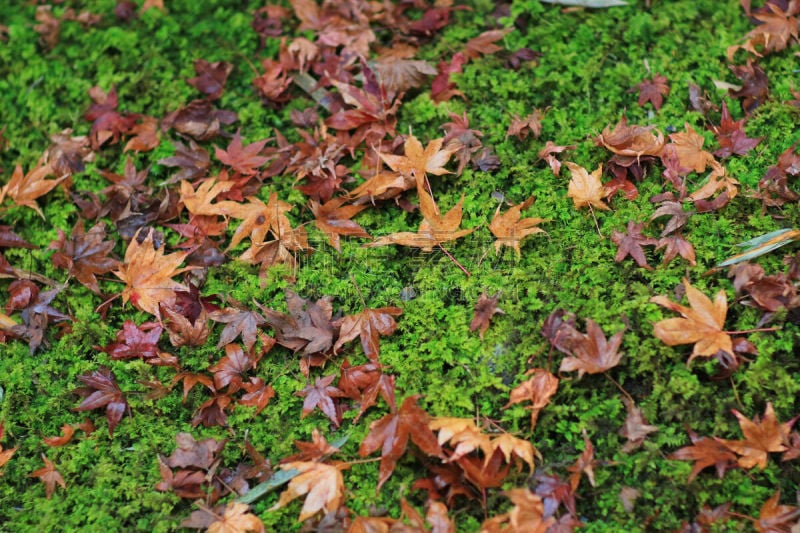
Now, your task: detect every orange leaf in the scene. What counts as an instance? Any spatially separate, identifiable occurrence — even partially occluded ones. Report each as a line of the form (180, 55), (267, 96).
(0, 161), (67, 218)
(30, 454), (66, 499)
(270, 461), (347, 522)
(488, 197), (547, 256)
(114, 228), (191, 317)
(649, 278), (733, 363)
(565, 162), (609, 211)
(379, 133), (456, 188)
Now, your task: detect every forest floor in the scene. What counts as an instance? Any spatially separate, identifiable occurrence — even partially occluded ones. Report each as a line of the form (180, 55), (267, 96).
(0, 1), (799, 531)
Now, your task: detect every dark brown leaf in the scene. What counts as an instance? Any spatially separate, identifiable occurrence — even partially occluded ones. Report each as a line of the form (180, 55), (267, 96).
(73, 367), (129, 437)
(296, 375), (345, 428)
(50, 220), (119, 294)
(611, 221), (658, 270)
(469, 292), (504, 339)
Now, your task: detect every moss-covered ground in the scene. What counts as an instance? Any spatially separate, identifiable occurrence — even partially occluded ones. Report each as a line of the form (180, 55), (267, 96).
(0, 0), (799, 531)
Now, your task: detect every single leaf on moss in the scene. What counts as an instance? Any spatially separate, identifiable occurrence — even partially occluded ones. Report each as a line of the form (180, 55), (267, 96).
(0, 162), (68, 218)
(310, 196), (370, 251)
(565, 162), (609, 211)
(73, 367), (129, 437)
(270, 461), (347, 522)
(469, 292), (504, 339)
(717, 402), (793, 470)
(488, 197), (547, 256)
(649, 278), (733, 363)
(558, 320), (625, 377)
(504, 369), (558, 429)
(670, 428), (738, 482)
(30, 454), (66, 499)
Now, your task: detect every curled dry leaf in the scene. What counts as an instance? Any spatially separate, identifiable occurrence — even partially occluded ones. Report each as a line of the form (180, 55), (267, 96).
(30, 454), (66, 499)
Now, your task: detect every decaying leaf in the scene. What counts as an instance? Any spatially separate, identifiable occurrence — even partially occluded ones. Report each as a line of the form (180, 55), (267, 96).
(270, 461), (347, 522)
(469, 292), (504, 339)
(30, 454), (66, 499)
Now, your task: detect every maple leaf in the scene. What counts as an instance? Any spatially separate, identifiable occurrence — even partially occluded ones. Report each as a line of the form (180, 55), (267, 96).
(506, 109), (546, 141)
(73, 367), (129, 437)
(650, 278), (734, 363)
(462, 28), (512, 60)
(160, 303), (211, 348)
(558, 319), (625, 377)
(99, 320), (177, 367)
(0, 161), (67, 218)
(712, 101), (762, 158)
(729, 60), (770, 114)
(537, 141), (575, 176)
(310, 196), (370, 251)
(728, 2), (800, 59)
(208, 304), (267, 352)
(123, 116), (160, 153)
(239, 377), (275, 415)
(650, 201), (694, 237)
(187, 59), (234, 100)
(270, 461), (347, 522)
(226, 192), (294, 250)
(0, 423), (17, 472)
(163, 432), (226, 470)
(504, 368), (558, 429)
(296, 375), (345, 427)
(379, 133), (456, 188)
(431, 52), (466, 103)
(207, 502), (265, 533)
(481, 489), (555, 533)
(333, 306), (402, 361)
(172, 371), (215, 403)
(668, 123), (717, 173)
(374, 51), (437, 94)
(209, 343), (261, 394)
(49, 220), (119, 294)
(281, 428), (341, 464)
(755, 491), (800, 533)
(567, 430), (598, 491)
(158, 139), (211, 183)
(359, 395), (442, 491)
(719, 402), (792, 470)
(83, 85), (137, 149)
(366, 191), (475, 251)
(214, 131), (271, 175)
(489, 197), (547, 256)
(631, 73), (670, 110)
(162, 98), (238, 141)
(688, 162), (740, 212)
(469, 292), (504, 339)
(490, 433), (536, 471)
(337, 360), (397, 422)
(114, 228), (191, 317)
(565, 162), (610, 211)
(611, 221), (658, 269)
(30, 454), (66, 499)
(43, 424), (76, 447)
(192, 394), (233, 428)
(657, 235), (697, 266)
(670, 428), (738, 482)
(595, 117), (665, 158)
(179, 178), (241, 217)
(44, 129), (93, 177)
(261, 290), (336, 355)
(618, 398), (658, 453)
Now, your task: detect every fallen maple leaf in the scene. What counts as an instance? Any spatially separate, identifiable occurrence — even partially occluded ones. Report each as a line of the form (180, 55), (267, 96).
(631, 73), (670, 110)
(333, 306), (402, 361)
(670, 428), (738, 482)
(270, 461), (347, 522)
(239, 377), (275, 415)
(30, 454), (66, 499)
(359, 395), (442, 491)
(595, 117), (665, 158)
(310, 196), (370, 251)
(718, 402), (792, 470)
(73, 367), (129, 437)
(755, 491), (800, 533)
(214, 131), (270, 175)
(208, 502), (265, 533)
(50, 220), (120, 294)
(379, 133), (456, 188)
(123, 116), (160, 153)
(469, 292), (504, 339)
(668, 123), (717, 174)
(565, 162), (610, 211)
(618, 398), (658, 453)
(296, 375), (345, 427)
(503, 368), (558, 429)
(0, 161), (67, 218)
(558, 319), (625, 377)
(650, 278), (733, 363)
(43, 424), (76, 447)
(611, 221), (658, 270)
(114, 228), (191, 317)
(0, 423), (17, 472)
(488, 197), (547, 256)
(366, 190), (475, 251)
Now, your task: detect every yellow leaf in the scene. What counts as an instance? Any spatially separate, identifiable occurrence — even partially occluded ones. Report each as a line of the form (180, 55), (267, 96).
(565, 162), (609, 211)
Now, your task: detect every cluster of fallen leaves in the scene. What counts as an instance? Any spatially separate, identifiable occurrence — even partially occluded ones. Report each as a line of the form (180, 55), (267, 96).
(1, 0), (800, 531)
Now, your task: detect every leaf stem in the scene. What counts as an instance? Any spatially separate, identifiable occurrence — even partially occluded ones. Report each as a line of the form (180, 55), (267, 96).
(722, 327), (779, 335)
(588, 205), (603, 239)
(604, 372), (633, 404)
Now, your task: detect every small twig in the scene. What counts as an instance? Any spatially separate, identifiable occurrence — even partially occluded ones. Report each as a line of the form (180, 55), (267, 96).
(729, 376), (744, 411)
(350, 274), (367, 308)
(604, 372), (633, 404)
(438, 243), (471, 276)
